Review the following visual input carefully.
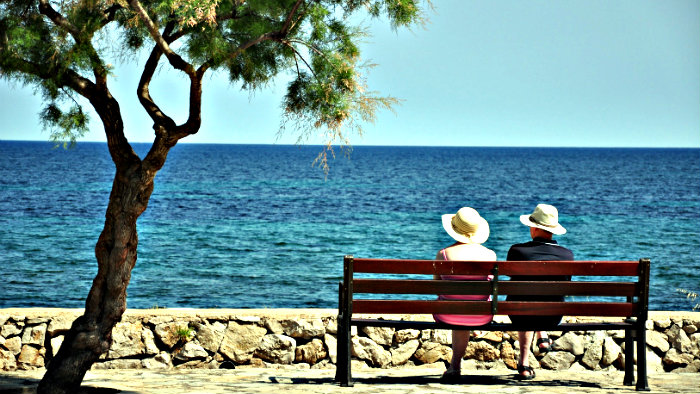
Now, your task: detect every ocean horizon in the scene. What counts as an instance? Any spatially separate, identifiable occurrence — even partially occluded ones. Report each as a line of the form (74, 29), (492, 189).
(1, 141), (699, 311)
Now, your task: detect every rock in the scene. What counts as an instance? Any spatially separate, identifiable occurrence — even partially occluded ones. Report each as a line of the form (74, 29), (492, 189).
(413, 341), (451, 365)
(92, 359), (143, 369)
(553, 332), (584, 356)
(50, 336), (64, 357)
(362, 326), (395, 346)
(464, 341), (499, 362)
(540, 351), (576, 370)
(21, 324), (47, 346)
(690, 333), (700, 358)
(154, 322), (184, 349)
(142, 328), (159, 355)
(646, 347), (665, 373)
(395, 329), (420, 343)
(668, 326), (692, 353)
(144, 316), (174, 326)
(477, 331), (503, 343)
(324, 334), (337, 364)
(3, 336), (22, 355)
(47, 316), (75, 335)
(0, 316), (7, 327)
(683, 323), (698, 335)
(194, 321), (226, 353)
(219, 322), (267, 364)
(324, 317), (337, 334)
(390, 339), (419, 366)
(1, 324), (21, 338)
(233, 315), (262, 324)
(266, 319), (324, 339)
(654, 318), (672, 330)
(295, 338), (327, 364)
(17, 345), (44, 367)
(174, 342), (208, 361)
(431, 330), (451, 345)
(108, 321), (147, 359)
(601, 337), (622, 367)
(0, 348), (17, 370)
(147, 351), (172, 369)
(255, 334), (296, 365)
(142, 354), (171, 370)
(351, 336), (391, 368)
(581, 333), (604, 370)
(645, 330), (670, 353)
(499, 341), (517, 370)
(673, 359), (700, 373)
(662, 348), (694, 366)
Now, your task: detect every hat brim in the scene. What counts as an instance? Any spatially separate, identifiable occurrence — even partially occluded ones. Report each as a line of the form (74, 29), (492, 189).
(442, 214), (490, 244)
(519, 215), (566, 235)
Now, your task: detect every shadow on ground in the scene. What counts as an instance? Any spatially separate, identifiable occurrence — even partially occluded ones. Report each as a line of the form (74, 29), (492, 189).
(283, 373), (603, 389)
(0, 375), (121, 394)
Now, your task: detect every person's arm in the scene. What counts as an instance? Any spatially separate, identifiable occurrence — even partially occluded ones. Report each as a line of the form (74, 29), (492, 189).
(434, 249), (445, 280)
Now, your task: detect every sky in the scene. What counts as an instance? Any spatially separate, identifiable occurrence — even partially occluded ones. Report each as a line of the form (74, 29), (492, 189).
(0, 0), (698, 147)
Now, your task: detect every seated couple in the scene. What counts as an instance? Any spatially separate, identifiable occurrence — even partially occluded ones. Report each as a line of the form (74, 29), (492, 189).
(435, 204), (573, 382)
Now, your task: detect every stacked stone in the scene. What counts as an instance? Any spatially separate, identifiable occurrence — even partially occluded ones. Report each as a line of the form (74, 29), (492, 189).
(1, 311), (699, 373)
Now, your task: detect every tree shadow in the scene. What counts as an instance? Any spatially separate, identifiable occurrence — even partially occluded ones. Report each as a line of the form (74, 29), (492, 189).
(0, 375), (123, 394)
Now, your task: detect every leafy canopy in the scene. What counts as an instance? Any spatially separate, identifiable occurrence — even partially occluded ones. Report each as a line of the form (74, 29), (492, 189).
(0, 0), (425, 153)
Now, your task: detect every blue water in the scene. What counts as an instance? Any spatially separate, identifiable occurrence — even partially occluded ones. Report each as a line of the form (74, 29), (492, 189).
(1, 141), (699, 311)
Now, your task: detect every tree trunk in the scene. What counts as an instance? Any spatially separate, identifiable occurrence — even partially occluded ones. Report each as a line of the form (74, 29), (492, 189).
(37, 159), (156, 394)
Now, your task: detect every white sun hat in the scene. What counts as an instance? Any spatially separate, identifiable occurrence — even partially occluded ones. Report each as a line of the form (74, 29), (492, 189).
(519, 204), (567, 235)
(441, 207), (490, 244)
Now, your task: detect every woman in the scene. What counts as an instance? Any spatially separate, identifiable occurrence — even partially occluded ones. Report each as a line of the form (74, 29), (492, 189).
(434, 207), (497, 382)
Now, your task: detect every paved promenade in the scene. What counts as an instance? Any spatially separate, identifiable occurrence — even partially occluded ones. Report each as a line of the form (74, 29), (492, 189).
(1, 366), (698, 394)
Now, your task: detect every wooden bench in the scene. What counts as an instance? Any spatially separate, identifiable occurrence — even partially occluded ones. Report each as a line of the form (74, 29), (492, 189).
(335, 256), (651, 391)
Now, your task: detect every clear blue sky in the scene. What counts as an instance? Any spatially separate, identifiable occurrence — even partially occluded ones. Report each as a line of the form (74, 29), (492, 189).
(1, 0), (698, 147)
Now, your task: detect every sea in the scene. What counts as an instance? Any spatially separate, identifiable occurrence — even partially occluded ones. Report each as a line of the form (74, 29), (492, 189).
(1, 141), (699, 311)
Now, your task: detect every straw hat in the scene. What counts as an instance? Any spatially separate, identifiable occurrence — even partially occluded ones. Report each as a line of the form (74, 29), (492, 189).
(519, 204), (566, 235)
(442, 207), (490, 244)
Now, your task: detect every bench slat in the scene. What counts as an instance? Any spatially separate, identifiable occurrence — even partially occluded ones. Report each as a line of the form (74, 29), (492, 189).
(353, 259), (639, 276)
(350, 319), (637, 332)
(352, 300), (637, 317)
(354, 279), (637, 297)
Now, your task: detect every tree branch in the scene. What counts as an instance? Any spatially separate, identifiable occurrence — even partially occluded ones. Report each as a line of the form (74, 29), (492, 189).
(38, 0), (109, 86)
(281, 0), (304, 36)
(38, 0), (80, 38)
(127, 0), (195, 76)
(137, 42), (176, 129)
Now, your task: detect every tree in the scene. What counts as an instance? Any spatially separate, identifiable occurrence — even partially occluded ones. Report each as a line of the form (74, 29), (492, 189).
(0, 0), (425, 393)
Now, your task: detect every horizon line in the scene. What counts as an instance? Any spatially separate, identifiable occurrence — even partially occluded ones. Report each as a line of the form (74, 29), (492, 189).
(1, 138), (699, 149)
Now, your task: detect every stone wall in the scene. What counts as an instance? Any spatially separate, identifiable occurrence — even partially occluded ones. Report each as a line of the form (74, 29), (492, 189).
(1, 309), (699, 373)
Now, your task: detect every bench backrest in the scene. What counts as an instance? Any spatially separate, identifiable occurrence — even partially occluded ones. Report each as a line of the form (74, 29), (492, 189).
(341, 256), (650, 321)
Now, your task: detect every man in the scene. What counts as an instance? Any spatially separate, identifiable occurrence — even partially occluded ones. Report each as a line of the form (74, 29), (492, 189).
(507, 204), (573, 380)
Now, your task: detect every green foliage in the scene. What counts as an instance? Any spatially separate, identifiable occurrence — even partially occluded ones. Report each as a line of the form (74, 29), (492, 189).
(175, 325), (195, 342)
(1, 0), (426, 154)
(40, 102), (90, 148)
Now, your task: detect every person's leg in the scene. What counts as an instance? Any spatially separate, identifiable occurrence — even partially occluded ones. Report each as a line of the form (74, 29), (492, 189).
(535, 331), (552, 352)
(450, 329), (469, 371)
(442, 329), (469, 380)
(517, 331), (535, 379)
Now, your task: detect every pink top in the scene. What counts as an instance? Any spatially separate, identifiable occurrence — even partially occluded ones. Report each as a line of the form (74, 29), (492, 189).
(433, 249), (494, 326)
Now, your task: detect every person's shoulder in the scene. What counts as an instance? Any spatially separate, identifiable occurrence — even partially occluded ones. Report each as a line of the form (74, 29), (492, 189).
(508, 241), (535, 250)
(554, 244), (574, 259)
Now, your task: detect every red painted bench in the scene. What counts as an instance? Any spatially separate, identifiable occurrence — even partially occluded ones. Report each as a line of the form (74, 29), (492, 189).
(335, 256), (651, 391)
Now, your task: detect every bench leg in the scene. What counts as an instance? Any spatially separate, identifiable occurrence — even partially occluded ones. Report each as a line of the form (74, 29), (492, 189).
(635, 324), (649, 391)
(623, 327), (635, 386)
(335, 313), (353, 387)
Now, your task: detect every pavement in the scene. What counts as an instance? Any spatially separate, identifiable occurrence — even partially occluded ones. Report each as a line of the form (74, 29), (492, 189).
(1, 366), (698, 394)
